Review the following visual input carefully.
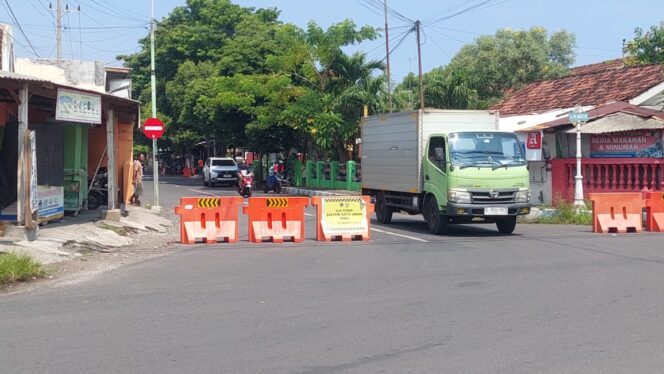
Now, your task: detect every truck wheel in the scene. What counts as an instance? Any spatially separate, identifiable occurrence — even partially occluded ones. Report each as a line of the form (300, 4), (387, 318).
(425, 196), (448, 235)
(375, 192), (393, 224)
(496, 217), (517, 234)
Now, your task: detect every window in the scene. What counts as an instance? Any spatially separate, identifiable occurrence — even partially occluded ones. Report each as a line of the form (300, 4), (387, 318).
(212, 159), (236, 167)
(428, 136), (446, 171)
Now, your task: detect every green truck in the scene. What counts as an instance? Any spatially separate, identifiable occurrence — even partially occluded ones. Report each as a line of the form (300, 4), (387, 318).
(360, 109), (531, 235)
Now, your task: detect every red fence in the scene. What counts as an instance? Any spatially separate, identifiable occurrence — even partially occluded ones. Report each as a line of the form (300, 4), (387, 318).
(551, 158), (664, 203)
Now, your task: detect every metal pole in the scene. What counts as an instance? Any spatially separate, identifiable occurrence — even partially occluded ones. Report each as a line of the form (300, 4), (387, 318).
(56, 0), (62, 60)
(573, 120), (584, 207)
(384, 0), (392, 113)
(415, 20), (424, 110)
(150, 0), (160, 209)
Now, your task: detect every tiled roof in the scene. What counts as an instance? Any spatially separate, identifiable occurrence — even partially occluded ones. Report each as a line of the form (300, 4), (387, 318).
(492, 62), (664, 115)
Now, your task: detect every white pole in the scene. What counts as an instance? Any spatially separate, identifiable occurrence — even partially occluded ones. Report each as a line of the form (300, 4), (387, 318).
(150, 0), (160, 210)
(573, 120), (584, 207)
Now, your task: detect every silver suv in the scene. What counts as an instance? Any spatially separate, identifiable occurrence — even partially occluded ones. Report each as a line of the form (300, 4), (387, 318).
(203, 157), (238, 187)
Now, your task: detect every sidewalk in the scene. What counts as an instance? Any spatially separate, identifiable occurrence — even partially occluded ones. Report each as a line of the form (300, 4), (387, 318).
(0, 205), (174, 265)
(283, 186), (360, 197)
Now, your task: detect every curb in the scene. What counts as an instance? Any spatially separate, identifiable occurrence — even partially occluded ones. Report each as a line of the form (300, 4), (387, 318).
(282, 187), (360, 197)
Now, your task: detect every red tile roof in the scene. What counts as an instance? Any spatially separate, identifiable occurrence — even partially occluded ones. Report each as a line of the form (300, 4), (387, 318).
(520, 101), (664, 131)
(492, 62), (664, 115)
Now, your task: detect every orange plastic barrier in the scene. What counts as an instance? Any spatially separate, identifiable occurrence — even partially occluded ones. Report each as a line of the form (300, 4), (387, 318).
(174, 196), (244, 244)
(183, 167), (191, 177)
(588, 193), (644, 233)
(242, 197), (308, 243)
(644, 191), (664, 232)
(311, 196), (374, 241)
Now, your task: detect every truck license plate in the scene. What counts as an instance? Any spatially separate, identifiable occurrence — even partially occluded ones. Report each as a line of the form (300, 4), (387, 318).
(484, 207), (508, 215)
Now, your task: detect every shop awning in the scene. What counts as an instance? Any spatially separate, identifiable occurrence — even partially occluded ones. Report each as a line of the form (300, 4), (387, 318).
(565, 112), (664, 134)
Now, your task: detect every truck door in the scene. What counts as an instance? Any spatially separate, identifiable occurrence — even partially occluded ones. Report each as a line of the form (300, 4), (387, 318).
(424, 136), (448, 208)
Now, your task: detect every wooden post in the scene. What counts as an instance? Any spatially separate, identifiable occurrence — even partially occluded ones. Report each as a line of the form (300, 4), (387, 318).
(17, 84), (29, 223)
(106, 109), (116, 211)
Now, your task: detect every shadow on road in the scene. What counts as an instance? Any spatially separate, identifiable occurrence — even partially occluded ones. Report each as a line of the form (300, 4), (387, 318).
(373, 217), (523, 238)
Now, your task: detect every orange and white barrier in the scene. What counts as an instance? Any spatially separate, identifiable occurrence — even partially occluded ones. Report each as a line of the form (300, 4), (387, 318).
(174, 196), (244, 244)
(243, 197), (308, 243)
(588, 193), (643, 233)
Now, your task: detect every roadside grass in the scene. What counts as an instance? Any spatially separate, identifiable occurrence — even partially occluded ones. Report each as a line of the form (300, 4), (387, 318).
(522, 201), (593, 225)
(0, 253), (45, 284)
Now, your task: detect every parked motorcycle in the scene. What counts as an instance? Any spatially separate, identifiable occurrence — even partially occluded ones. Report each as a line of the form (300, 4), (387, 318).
(237, 169), (254, 198)
(263, 172), (282, 194)
(87, 167), (108, 210)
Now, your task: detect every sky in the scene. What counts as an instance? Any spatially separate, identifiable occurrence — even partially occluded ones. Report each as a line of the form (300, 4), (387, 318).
(2, 0), (663, 82)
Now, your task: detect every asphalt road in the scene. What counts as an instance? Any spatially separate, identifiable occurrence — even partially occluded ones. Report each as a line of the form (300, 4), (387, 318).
(2, 177), (664, 373)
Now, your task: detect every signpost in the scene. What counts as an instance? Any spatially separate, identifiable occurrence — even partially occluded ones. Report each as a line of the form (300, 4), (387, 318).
(143, 117), (163, 210)
(569, 106), (589, 207)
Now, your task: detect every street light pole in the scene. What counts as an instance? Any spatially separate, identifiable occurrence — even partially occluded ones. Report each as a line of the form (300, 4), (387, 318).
(572, 106), (586, 208)
(150, 0), (160, 211)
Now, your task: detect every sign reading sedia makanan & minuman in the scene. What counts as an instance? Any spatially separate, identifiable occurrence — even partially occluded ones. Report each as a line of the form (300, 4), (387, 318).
(55, 88), (102, 124)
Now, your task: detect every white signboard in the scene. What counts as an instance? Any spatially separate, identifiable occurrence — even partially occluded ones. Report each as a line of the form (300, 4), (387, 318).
(517, 132), (543, 161)
(37, 186), (64, 220)
(55, 88), (102, 124)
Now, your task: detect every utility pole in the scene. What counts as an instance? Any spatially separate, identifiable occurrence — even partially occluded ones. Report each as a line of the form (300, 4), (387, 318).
(150, 0), (160, 210)
(49, 1), (79, 60)
(384, 0), (392, 112)
(415, 20), (424, 110)
(56, 0), (62, 60)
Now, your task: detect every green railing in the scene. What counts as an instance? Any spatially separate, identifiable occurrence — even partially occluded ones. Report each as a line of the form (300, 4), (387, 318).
(300, 160), (361, 191)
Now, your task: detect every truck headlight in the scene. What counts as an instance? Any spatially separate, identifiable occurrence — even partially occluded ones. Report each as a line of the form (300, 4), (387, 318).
(515, 189), (531, 203)
(448, 189), (471, 204)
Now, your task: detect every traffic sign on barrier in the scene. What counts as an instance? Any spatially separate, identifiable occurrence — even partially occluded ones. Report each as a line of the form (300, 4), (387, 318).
(175, 196), (244, 244)
(311, 196), (374, 241)
(266, 198), (288, 208)
(198, 198), (221, 208)
(588, 192), (643, 233)
(243, 197), (308, 243)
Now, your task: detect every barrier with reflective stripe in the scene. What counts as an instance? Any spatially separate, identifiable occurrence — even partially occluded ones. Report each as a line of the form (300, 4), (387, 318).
(174, 196), (244, 244)
(311, 196), (374, 241)
(243, 197), (308, 243)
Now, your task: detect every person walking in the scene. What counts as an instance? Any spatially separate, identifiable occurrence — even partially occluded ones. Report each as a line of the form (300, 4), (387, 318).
(130, 153), (145, 206)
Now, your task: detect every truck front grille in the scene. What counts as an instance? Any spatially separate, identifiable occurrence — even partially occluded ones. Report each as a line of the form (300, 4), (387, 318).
(471, 191), (515, 204)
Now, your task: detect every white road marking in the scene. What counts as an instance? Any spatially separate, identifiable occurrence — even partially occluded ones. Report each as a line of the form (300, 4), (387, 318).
(370, 228), (430, 243)
(304, 213), (315, 217)
(187, 189), (218, 197)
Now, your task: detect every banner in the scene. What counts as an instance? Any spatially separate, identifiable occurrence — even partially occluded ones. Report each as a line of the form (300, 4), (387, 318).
(321, 197), (368, 235)
(591, 130), (663, 158)
(55, 88), (102, 124)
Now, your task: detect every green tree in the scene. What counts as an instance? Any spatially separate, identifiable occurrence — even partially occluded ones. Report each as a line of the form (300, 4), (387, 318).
(625, 21), (664, 66)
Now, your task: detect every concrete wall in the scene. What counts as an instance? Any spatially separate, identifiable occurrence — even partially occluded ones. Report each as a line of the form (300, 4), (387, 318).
(15, 59), (106, 93)
(0, 24), (15, 72)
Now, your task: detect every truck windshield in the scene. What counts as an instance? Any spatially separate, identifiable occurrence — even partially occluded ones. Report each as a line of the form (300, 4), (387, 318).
(448, 132), (526, 169)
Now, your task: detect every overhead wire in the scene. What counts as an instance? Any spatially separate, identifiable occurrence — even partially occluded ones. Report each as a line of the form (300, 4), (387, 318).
(2, 0), (42, 57)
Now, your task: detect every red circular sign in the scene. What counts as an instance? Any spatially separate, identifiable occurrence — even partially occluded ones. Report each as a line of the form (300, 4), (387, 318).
(143, 117), (164, 139)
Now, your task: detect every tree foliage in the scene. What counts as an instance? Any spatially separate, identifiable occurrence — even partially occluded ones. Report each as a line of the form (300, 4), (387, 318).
(394, 27), (576, 110)
(121, 0), (382, 160)
(625, 21), (664, 66)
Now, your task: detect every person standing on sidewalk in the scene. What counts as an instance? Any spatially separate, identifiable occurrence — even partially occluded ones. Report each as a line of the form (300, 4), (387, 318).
(130, 153), (145, 206)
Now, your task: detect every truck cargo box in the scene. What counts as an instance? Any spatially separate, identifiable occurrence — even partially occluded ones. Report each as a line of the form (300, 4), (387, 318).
(360, 109), (499, 194)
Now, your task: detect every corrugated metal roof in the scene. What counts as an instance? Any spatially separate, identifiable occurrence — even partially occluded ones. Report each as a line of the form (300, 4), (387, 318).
(0, 70), (140, 106)
(565, 112), (664, 134)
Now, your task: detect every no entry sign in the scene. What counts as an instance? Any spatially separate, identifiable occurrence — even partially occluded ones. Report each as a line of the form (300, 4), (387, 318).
(143, 117), (164, 139)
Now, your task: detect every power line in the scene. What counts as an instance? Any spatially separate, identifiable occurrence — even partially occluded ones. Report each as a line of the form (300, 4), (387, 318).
(427, 0), (503, 26)
(85, 0), (148, 22)
(2, 0), (41, 57)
